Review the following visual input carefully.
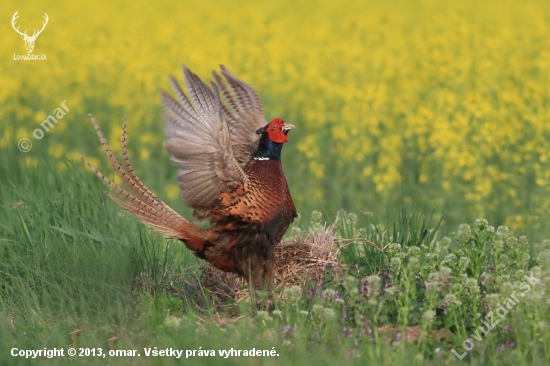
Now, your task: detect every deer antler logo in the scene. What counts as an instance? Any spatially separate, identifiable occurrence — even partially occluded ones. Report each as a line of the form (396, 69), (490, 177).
(11, 11), (49, 54)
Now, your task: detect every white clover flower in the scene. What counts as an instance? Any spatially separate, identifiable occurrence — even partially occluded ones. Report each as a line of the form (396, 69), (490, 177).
(439, 237), (452, 249)
(312, 304), (324, 316)
(321, 289), (337, 302)
(385, 286), (396, 296)
(349, 213), (358, 226)
(442, 253), (457, 267)
(408, 257), (420, 270)
(456, 224), (472, 241)
(484, 293), (500, 312)
(282, 285), (302, 302)
(500, 282), (514, 295)
(439, 266), (452, 282)
(335, 298), (345, 305)
(444, 294), (462, 308)
(475, 218), (490, 231)
(387, 243), (402, 252)
(345, 212), (358, 226)
(466, 278), (481, 296)
(493, 239), (504, 252)
(457, 257), (470, 272)
(426, 253), (438, 262)
(289, 226), (303, 236)
(344, 276), (359, 295)
(538, 251), (550, 269)
(164, 316), (182, 328)
(407, 246), (421, 257)
(495, 226), (510, 239)
(422, 310), (436, 327)
(390, 257), (402, 270)
(366, 274), (381, 289)
(311, 211), (323, 224)
(506, 236), (518, 247)
(322, 308), (336, 319)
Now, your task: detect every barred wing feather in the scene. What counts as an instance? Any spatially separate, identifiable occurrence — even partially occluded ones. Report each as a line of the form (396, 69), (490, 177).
(213, 65), (267, 167)
(161, 67), (247, 213)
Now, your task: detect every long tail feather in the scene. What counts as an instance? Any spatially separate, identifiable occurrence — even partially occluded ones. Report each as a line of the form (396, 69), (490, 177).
(85, 115), (206, 250)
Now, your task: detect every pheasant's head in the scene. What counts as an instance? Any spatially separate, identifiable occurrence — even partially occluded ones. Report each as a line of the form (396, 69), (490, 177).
(256, 118), (295, 144)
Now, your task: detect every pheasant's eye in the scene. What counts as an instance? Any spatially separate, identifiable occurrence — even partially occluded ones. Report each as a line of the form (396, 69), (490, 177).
(271, 125), (276, 130)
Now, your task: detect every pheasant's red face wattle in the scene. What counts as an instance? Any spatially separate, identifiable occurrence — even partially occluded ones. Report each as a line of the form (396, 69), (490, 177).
(263, 118), (295, 143)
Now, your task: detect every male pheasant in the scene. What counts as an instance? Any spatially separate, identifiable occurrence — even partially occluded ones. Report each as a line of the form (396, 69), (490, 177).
(86, 65), (297, 289)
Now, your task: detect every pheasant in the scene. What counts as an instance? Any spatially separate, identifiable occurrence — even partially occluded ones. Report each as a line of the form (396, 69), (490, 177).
(86, 65), (297, 289)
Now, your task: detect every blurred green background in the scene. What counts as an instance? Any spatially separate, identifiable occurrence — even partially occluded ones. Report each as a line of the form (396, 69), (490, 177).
(2, 0), (550, 238)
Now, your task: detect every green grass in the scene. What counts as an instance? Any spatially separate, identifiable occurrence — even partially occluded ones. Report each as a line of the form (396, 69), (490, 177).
(1, 142), (549, 365)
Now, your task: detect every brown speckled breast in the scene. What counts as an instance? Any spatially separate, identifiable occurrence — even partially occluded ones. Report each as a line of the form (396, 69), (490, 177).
(214, 159), (297, 241)
(199, 159), (297, 286)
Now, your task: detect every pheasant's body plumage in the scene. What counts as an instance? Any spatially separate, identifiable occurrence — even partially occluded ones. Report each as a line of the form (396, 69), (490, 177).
(198, 159), (296, 286)
(86, 65), (297, 288)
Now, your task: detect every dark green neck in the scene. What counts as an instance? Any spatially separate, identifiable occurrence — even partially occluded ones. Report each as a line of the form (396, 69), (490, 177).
(253, 134), (283, 161)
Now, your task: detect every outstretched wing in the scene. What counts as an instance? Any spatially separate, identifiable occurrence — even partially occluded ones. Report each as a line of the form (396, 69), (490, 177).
(161, 67), (247, 215)
(213, 65), (268, 167)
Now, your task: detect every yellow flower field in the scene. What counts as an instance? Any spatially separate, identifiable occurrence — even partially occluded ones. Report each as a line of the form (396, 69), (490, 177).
(1, 0), (549, 233)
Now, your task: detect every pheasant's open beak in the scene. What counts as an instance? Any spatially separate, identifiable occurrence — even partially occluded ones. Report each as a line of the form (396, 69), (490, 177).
(282, 123), (295, 135)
